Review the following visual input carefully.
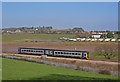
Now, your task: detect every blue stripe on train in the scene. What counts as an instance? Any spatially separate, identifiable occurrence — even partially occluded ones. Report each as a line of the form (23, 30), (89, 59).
(44, 50), (46, 55)
(52, 50), (54, 55)
(82, 53), (84, 57)
(19, 48), (21, 53)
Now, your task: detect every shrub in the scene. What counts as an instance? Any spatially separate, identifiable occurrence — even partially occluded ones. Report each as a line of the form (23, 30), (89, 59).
(95, 44), (118, 59)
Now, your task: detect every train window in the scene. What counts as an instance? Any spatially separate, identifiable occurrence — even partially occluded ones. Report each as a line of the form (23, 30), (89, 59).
(75, 53), (77, 55)
(61, 52), (63, 54)
(55, 52), (57, 54)
(64, 52), (66, 54)
(72, 53), (74, 55)
(84, 53), (86, 56)
(58, 52), (60, 54)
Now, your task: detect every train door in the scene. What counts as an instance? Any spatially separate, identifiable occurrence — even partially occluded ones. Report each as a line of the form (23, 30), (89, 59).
(49, 50), (53, 55)
(45, 50), (50, 55)
(83, 53), (87, 59)
(18, 48), (21, 54)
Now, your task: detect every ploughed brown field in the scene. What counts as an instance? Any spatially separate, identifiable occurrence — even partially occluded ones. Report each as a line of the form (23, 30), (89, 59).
(2, 42), (119, 62)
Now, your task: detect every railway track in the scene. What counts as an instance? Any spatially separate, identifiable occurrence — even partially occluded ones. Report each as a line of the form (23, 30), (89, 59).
(1, 53), (119, 65)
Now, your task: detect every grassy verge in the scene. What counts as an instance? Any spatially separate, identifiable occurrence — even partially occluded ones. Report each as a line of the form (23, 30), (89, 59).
(89, 52), (118, 59)
(2, 58), (118, 80)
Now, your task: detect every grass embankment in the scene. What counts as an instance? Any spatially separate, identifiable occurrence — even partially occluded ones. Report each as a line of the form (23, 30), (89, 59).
(89, 52), (118, 59)
(2, 58), (118, 80)
(2, 34), (75, 42)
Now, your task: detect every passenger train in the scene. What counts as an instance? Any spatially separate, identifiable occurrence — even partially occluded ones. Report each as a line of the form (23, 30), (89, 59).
(18, 48), (89, 59)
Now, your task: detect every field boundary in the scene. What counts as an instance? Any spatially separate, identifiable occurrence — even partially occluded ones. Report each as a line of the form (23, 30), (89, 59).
(1, 54), (119, 76)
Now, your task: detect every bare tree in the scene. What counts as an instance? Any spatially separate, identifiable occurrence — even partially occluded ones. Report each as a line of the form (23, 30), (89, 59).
(95, 44), (118, 59)
(76, 32), (91, 38)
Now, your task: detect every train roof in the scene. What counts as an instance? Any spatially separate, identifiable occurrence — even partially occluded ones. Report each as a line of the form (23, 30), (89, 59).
(18, 47), (88, 52)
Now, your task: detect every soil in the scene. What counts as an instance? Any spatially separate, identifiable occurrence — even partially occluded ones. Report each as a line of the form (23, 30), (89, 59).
(2, 42), (119, 62)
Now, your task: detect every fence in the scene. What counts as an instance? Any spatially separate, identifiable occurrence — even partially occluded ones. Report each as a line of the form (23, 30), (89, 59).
(1, 54), (119, 76)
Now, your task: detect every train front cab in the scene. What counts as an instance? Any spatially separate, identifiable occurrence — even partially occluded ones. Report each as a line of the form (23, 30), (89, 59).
(86, 52), (89, 59)
(82, 52), (89, 59)
(18, 48), (21, 54)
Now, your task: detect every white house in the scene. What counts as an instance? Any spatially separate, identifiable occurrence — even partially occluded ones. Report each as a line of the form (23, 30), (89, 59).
(104, 38), (111, 41)
(92, 35), (101, 38)
(15, 30), (21, 32)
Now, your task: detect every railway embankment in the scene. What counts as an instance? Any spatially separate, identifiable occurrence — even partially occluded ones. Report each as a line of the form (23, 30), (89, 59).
(1, 53), (120, 76)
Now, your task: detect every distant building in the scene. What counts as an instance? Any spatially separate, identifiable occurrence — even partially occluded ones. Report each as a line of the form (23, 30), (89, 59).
(15, 30), (21, 33)
(90, 31), (108, 35)
(7, 31), (12, 33)
(92, 35), (101, 38)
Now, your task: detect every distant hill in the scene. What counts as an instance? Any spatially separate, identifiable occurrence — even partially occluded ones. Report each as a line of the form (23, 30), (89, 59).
(50, 29), (70, 31)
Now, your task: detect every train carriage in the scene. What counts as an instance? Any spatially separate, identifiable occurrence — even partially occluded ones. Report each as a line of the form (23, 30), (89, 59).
(18, 47), (89, 59)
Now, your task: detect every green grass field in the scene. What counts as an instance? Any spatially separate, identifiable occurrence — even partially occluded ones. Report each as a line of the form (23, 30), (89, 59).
(2, 58), (118, 80)
(2, 34), (76, 42)
(2, 34), (119, 43)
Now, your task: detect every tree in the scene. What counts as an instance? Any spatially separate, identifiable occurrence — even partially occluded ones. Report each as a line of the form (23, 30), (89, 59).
(21, 27), (25, 29)
(100, 34), (106, 38)
(95, 44), (118, 59)
(107, 32), (114, 38)
(31, 27), (34, 29)
(76, 32), (91, 38)
(72, 27), (84, 33)
(115, 31), (120, 34)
